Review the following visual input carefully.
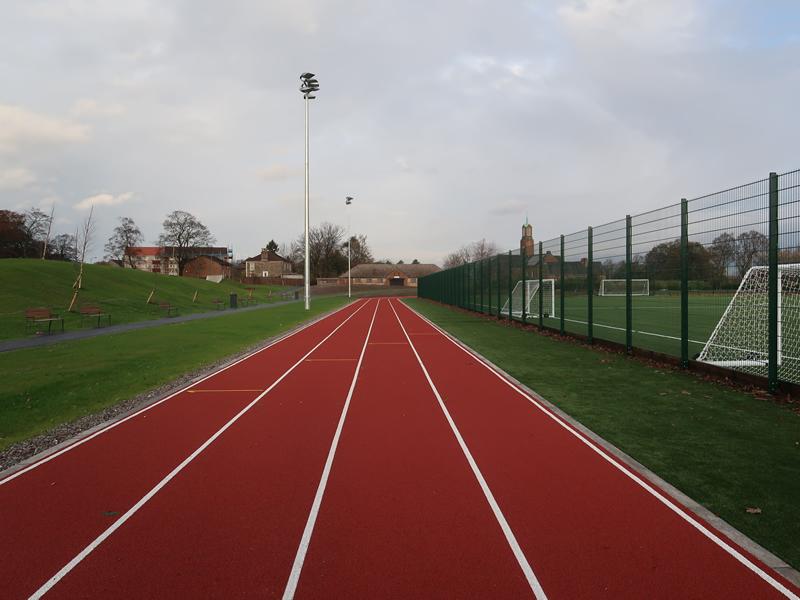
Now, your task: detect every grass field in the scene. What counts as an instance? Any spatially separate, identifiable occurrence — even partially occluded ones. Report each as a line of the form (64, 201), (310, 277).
(0, 296), (349, 452)
(405, 297), (800, 571)
(0, 259), (291, 340)
(477, 289), (733, 357)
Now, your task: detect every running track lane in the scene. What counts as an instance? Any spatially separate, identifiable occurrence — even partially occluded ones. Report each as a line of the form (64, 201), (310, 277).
(0, 299), (367, 599)
(31, 299), (380, 599)
(289, 299), (535, 599)
(392, 298), (800, 599)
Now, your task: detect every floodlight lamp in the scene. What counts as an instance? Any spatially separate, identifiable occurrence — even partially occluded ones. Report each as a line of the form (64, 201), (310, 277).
(300, 72), (315, 80)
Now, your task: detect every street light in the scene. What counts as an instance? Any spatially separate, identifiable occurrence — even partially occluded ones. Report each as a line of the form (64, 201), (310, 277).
(300, 72), (319, 310)
(345, 196), (353, 298)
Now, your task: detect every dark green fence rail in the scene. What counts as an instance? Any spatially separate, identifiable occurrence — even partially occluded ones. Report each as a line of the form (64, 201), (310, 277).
(418, 169), (800, 392)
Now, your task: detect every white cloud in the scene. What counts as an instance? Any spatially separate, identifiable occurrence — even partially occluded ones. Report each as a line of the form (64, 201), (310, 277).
(0, 104), (89, 154)
(0, 166), (36, 190)
(74, 192), (134, 210)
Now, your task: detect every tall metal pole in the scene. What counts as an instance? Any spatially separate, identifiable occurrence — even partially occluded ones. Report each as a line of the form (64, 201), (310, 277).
(304, 95), (310, 310)
(346, 196), (353, 298)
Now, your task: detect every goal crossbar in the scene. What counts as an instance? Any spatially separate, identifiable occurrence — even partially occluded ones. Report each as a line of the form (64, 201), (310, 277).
(599, 279), (649, 297)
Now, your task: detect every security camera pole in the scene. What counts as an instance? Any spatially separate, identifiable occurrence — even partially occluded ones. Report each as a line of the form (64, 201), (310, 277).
(346, 196), (353, 298)
(300, 72), (319, 310)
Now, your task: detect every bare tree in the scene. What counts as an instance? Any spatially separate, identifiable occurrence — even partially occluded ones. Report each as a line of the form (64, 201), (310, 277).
(469, 238), (499, 260)
(709, 232), (736, 284)
(734, 230), (768, 279)
(341, 234), (374, 268)
(443, 238), (499, 268)
(41, 204), (54, 259)
(157, 210), (215, 276)
(105, 216), (144, 267)
(51, 233), (77, 261)
(69, 206), (95, 310)
(20, 207), (50, 257)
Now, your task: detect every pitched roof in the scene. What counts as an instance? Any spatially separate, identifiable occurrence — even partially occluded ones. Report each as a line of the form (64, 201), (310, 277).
(342, 263), (441, 278)
(244, 250), (290, 263)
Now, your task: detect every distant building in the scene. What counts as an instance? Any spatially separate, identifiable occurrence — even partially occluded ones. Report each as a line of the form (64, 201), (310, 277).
(340, 263), (441, 287)
(243, 248), (293, 278)
(183, 255), (238, 280)
(521, 218), (534, 257)
(124, 246), (230, 276)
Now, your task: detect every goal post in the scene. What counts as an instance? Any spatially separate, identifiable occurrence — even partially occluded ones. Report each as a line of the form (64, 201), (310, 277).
(501, 279), (556, 319)
(599, 279), (649, 296)
(698, 264), (799, 374)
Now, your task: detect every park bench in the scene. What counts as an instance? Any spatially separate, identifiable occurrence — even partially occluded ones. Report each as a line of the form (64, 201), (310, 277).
(211, 299), (226, 310)
(159, 302), (177, 317)
(79, 305), (111, 328)
(25, 307), (64, 335)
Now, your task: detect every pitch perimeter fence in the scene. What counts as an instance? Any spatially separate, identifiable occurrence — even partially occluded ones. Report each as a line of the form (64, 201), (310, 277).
(419, 170), (800, 392)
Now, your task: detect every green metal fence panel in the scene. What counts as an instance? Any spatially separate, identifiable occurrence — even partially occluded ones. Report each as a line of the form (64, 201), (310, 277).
(416, 167), (800, 389)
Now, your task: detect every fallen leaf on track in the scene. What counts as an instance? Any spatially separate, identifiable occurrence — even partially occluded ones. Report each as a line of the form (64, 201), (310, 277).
(745, 507), (762, 514)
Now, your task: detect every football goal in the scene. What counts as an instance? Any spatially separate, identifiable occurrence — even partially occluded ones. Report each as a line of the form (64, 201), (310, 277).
(501, 279), (556, 319)
(698, 264), (800, 376)
(598, 279), (649, 297)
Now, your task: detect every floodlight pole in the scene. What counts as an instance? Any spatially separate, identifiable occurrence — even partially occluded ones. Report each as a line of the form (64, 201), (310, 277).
(299, 72), (318, 310)
(304, 93), (310, 310)
(346, 197), (353, 298)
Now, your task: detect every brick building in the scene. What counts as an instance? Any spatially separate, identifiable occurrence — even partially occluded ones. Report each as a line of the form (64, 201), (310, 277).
(182, 255), (237, 280)
(243, 249), (293, 278)
(124, 246), (231, 276)
(340, 263), (441, 287)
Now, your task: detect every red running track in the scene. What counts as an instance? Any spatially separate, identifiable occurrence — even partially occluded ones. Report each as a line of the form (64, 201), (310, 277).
(1, 297), (799, 599)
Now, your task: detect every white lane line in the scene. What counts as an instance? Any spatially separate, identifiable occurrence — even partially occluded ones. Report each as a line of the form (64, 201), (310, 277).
(400, 301), (800, 600)
(28, 299), (373, 600)
(387, 299), (548, 600)
(1, 300), (362, 487)
(281, 298), (380, 600)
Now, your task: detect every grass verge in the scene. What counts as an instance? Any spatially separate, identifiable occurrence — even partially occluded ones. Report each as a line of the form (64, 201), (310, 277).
(0, 296), (348, 452)
(0, 259), (290, 340)
(405, 298), (800, 570)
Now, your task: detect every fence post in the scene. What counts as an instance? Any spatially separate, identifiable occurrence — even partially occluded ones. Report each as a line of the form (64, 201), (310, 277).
(521, 246), (527, 323)
(769, 172), (779, 392)
(538, 240), (544, 328)
(497, 254), (502, 319)
(486, 258), (491, 315)
(560, 234), (565, 335)
(626, 215), (633, 354)
(587, 226), (594, 343)
(508, 250), (513, 321)
(479, 259), (484, 314)
(680, 199), (689, 368)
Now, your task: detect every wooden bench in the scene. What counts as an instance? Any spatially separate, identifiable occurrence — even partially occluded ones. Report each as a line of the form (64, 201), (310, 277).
(159, 302), (177, 317)
(25, 307), (64, 335)
(79, 305), (111, 328)
(211, 299), (226, 310)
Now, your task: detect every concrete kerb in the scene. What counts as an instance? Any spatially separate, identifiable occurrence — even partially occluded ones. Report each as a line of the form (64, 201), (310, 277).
(0, 300), (358, 481)
(404, 300), (800, 588)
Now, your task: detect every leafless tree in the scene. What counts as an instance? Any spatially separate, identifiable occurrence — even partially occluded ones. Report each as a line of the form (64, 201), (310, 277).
(709, 232), (736, 283)
(157, 210), (215, 275)
(342, 234), (374, 268)
(443, 238), (499, 268)
(105, 216), (144, 267)
(734, 230), (768, 279)
(69, 206), (95, 310)
(51, 233), (77, 261)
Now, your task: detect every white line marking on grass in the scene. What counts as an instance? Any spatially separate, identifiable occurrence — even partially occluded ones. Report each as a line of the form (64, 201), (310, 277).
(387, 299), (548, 600)
(28, 300), (373, 600)
(1, 300), (362, 487)
(401, 301), (800, 600)
(282, 299), (380, 600)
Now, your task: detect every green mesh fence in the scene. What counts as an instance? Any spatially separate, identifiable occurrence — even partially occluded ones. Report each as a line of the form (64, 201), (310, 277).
(418, 170), (800, 391)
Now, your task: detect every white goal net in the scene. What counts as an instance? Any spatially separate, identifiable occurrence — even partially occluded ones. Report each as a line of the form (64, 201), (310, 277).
(501, 279), (556, 319)
(698, 264), (800, 382)
(599, 279), (649, 296)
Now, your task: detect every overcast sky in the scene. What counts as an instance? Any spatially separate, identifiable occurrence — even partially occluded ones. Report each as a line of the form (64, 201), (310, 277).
(2, 0), (799, 264)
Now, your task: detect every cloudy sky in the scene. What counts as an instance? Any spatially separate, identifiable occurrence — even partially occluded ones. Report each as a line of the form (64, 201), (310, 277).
(2, 0), (799, 264)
